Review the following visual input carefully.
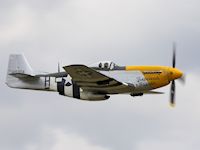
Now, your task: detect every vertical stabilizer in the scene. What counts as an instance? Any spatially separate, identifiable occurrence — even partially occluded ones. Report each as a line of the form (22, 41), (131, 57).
(6, 54), (37, 88)
(7, 54), (34, 76)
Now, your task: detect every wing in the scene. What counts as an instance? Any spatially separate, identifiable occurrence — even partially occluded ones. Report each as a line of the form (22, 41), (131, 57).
(36, 72), (68, 78)
(63, 65), (131, 94)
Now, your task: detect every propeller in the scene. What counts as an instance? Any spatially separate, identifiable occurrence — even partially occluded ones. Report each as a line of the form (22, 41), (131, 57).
(169, 43), (185, 107)
(170, 80), (176, 107)
(170, 43), (176, 107)
(172, 43), (176, 68)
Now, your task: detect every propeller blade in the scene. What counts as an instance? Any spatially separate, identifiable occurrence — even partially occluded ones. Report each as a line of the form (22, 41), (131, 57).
(170, 80), (176, 107)
(172, 43), (176, 68)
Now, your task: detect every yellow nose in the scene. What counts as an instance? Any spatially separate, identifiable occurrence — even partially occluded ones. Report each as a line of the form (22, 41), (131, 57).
(169, 68), (183, 81)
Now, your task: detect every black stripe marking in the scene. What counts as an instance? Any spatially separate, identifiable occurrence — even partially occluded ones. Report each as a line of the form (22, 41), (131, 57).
(57, 78), (65, 95)
(72, 81), (80, 99)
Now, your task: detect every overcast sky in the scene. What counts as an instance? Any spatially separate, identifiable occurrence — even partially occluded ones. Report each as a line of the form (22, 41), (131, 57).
(0, 0), (200, 150)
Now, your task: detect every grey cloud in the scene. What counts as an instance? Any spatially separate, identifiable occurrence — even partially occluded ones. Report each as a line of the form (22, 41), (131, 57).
(1, 0), (200, 70)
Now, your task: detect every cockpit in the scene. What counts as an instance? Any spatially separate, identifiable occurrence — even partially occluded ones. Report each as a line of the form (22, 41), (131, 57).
(90, 61), (118, 71)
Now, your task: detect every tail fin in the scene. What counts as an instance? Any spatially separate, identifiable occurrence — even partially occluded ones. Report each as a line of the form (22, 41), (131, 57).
(7, 54), (34, 77)
(6, 54), (35, 88)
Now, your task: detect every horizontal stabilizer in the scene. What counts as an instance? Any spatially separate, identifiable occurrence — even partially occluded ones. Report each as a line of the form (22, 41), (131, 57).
(36, 72), (68, 78)
(9, 73), (35, 78)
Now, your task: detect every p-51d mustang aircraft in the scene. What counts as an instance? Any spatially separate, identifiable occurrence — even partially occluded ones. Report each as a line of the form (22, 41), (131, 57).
(6, 48), (184, 107)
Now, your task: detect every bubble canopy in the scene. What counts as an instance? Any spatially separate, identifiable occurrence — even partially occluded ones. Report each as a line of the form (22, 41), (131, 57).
(90, 61), (119, 70)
